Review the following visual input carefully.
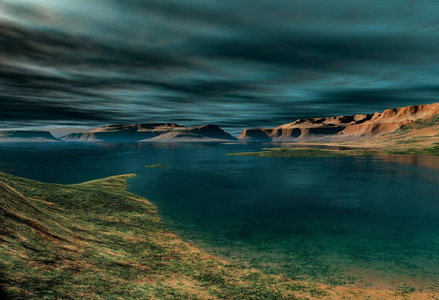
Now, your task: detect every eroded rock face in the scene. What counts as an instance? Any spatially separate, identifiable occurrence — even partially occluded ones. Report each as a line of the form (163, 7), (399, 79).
(61, 123), (236, 142)
(238, 102), (439, 142)
(279, 113), (373, 129)
(238, 129), (272, 142)
(342, 103), (439, 137)
(0, 131), (58, 142)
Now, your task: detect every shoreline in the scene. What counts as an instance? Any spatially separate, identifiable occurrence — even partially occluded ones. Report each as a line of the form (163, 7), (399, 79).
(228, 143), (439, 158)
(1, 171), (438, 299)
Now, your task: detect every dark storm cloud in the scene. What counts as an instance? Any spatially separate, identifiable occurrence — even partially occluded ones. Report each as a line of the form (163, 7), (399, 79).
(0, 0), (438, 131)
(310, 85), (439, 116)
(0, 96), (115, 125)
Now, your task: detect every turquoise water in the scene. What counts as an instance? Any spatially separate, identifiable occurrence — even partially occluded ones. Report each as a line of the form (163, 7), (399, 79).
(0, 143), (438, 291)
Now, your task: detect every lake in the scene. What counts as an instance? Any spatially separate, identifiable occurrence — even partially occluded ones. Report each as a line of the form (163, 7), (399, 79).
(0, 142), (438, 291)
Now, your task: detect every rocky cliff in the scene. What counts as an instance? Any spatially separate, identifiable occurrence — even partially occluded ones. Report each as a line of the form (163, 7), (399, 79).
(238, 102), (439, 142)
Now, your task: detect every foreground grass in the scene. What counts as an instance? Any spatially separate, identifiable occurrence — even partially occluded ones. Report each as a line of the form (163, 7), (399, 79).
(0, 172), (436, 299)
(229, 143), (439, 158)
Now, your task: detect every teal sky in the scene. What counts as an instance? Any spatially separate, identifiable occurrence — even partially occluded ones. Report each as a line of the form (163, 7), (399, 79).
(1, 0), (438, 131)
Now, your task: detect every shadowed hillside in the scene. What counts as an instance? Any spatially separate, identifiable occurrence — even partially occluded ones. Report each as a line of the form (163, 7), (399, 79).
(61, 123), (236, 142)
(0, 131), (57, 142)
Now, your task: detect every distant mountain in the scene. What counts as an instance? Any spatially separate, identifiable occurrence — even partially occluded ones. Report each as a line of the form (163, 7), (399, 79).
(238, 102), (439, 142)
(0, 131), (58, 142)
(61, 123), (236, 142)
(3, 103), (437, 143)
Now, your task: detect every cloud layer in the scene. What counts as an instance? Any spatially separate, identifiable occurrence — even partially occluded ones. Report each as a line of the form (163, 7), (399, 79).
(1, 0), (438, 130)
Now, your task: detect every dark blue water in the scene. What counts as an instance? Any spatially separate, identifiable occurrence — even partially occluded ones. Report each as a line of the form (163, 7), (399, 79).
(0, 143), (438, 291)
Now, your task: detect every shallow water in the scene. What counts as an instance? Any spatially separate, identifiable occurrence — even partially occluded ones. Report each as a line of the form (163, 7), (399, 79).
(0, 142), (438, 291)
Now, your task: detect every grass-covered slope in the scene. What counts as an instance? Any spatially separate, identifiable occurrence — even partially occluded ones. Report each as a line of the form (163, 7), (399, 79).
(0, 172), (436, 299)
(228, 144), (439, 158)
(228, 148), (382, 158)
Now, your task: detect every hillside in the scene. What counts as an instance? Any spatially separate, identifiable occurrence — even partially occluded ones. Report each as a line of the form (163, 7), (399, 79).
(0, 131), (58, 142)
(1, 172), (435, 299)
(232, 115), (439, 157)
(238, 102), (439, 142)
(61, 123), (236, 142)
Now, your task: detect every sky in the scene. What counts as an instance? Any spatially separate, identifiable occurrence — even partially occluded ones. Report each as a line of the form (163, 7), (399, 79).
(1, 0), (438, 133)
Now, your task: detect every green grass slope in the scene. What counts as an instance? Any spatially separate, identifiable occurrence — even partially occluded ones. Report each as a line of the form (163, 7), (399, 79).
(0, 172), (435, 299)
(228, 148), (381, 158)
(228, 145), (439, 158)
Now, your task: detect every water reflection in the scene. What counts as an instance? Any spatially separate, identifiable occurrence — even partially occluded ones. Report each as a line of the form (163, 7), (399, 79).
(0, 143), (438, 290)
(379, 154), (439, 170)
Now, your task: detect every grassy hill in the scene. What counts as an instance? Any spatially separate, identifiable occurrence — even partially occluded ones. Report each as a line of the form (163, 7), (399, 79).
(0, 172), (436, 299)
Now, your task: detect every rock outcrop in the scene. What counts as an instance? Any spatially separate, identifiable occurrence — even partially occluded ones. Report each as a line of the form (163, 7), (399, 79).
(238, 129), (272, 142)
(0, 131), (58, 142)
(342, 103), (439, 136)
(238, 102), (439, 142)
(61, 123), (236, 142)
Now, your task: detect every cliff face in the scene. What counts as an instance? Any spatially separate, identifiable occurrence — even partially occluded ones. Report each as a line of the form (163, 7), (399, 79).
(238, 129), (273, 142)
(238, 102), (439, 142)
(62, 124), (236, 142)
(278, 113), (373, 129)
(0, 131), (58, 142)
(342, 103), (439, 136)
